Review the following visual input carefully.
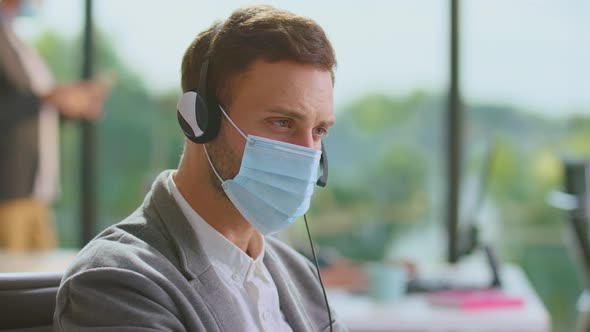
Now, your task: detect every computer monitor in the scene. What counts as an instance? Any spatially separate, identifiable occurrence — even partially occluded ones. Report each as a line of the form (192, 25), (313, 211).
(563, 159), (590, 288)
(455, 140), (499, 260)
(564, 160), (590, 219)
(407, 141), (502, 293)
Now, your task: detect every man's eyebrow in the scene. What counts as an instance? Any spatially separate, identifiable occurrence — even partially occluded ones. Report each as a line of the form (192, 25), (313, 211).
(266, 107), (335, 127)
(319, 120), (335, 127)
(266, 107), (306, 120)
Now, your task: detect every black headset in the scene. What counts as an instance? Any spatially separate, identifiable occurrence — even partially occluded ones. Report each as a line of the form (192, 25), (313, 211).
(176, 22), (329, 187)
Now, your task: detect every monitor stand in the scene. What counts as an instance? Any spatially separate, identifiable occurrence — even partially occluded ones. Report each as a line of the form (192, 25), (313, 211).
(406, 244), (502, 293)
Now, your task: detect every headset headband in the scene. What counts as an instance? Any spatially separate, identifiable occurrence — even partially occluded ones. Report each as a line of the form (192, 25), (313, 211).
(198, 22), (224, 102)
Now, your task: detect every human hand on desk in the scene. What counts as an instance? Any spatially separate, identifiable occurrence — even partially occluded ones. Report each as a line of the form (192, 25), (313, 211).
(321, 258), (417, 295)
(320, 258), (370, 293)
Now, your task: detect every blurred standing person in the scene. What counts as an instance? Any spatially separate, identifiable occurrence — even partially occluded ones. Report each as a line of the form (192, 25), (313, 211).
(0, 0), (109, 251)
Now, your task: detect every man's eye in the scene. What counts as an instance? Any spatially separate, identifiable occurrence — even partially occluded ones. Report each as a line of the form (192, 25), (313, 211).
(272, 119), (291, 128)
(313, 127), (328, 138)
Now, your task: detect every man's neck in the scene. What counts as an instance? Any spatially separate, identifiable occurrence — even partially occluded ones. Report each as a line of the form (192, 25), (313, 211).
(174, 154), (262, 257)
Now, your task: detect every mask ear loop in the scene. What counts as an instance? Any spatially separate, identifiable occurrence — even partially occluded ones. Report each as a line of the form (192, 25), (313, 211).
(203, 105), (248, 184)
(203, 146), (224, 183)
(219, 105), (248, 140)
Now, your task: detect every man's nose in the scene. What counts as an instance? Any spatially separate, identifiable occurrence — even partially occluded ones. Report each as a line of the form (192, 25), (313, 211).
(291, 131), (320, 150)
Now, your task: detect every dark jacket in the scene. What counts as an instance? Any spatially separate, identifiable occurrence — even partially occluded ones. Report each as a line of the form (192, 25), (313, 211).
(0, 35), (41, 200)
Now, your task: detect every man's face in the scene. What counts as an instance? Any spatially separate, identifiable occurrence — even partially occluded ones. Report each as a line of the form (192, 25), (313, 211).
(206, 60), (334, 191)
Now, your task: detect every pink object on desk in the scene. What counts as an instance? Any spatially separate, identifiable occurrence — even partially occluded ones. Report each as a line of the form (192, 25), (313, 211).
(428, 289), (525, 311)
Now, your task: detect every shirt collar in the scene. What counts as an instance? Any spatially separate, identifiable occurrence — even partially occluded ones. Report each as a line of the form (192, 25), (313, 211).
(168, 172), (266, 284)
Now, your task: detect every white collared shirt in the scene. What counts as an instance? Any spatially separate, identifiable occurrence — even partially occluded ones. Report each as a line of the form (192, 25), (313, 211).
(168, 173), (293, 332)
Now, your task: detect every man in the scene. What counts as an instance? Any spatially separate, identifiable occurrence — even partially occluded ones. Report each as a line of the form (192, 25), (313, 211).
(0, 0), (109, 251)
(54, 5), (346, 331)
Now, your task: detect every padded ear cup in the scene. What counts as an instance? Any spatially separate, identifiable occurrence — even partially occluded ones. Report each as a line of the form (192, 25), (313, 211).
(177, 91), (200, 141)
(195, 93), (209, 131)
(176, 92), (222, 143)
(177, 22), (225, 144)
(196, 94), (222, 143)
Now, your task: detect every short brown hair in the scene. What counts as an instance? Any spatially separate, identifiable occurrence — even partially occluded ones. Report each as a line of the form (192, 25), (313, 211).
(181, 5), (336, 107)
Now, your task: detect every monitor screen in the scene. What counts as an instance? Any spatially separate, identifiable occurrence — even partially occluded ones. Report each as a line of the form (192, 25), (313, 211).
(563, 159), (590, 288)
(564, 159), (589, 220)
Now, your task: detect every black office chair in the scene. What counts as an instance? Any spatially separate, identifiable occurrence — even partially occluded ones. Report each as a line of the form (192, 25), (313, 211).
(0, 271), (63, 332)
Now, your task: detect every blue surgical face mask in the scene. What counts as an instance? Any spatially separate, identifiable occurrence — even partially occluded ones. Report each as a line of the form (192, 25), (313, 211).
(204, 107), (322, 235)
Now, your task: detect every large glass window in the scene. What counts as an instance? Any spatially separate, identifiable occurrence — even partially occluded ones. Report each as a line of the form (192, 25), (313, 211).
(28, 0), (448, 265)
(463, 1), (590, 330)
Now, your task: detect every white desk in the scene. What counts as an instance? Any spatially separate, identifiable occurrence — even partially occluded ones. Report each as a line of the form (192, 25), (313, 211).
(0, 249), (77, 272)
(328, 264), (550, 332)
